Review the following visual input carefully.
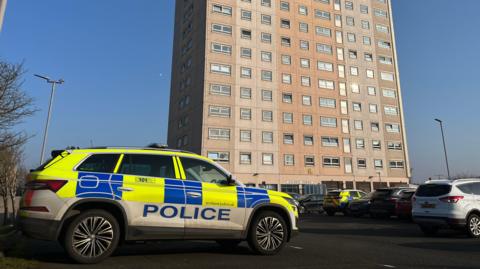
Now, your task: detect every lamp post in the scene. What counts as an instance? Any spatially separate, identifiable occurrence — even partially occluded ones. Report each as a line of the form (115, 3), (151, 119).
(377, 172), (382, 185)
(35, 74), (64, 164)
(0, 0), (7, 33)
(434, 118), (451, 179)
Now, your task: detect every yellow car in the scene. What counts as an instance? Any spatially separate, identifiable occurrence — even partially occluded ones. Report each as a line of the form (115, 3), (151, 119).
(19, 146), (299, 264)
(322, 189), (367, 216)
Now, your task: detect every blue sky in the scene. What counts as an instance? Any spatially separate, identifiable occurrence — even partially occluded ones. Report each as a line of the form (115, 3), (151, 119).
(0, 0), (479, 183)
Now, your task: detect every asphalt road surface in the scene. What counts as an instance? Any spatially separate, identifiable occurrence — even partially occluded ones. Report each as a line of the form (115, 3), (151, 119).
(11, 214), (480, 269)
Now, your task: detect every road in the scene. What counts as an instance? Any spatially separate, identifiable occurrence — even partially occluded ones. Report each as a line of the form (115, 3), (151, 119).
(10, 214), (480, 269)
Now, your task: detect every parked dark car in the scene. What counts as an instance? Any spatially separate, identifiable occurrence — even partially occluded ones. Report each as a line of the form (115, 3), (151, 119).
(347, 192), (373, 217)
(286, 192), (302, 201)
(395, 190), (415, 219)
(369, 187), (416, 218)
(299, 194), (324, 214)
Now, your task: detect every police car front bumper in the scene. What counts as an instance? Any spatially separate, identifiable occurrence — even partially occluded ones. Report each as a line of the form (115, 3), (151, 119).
(19, 216), (60, 241)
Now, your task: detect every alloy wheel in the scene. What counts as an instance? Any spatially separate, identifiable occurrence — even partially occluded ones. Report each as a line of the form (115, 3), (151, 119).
(72, 216), (114, 258)
(470, 216), (480, 236)
(255, 216), (285, 251)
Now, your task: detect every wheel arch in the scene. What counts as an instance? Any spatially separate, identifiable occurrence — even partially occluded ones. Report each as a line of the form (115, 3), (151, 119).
(56, 199), (129, 242)
(243, 203), (293, 242)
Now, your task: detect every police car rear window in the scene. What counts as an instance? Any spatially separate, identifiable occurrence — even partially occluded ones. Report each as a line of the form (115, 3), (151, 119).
(77, 154), (120, 173)
(416, 184), (451, 197)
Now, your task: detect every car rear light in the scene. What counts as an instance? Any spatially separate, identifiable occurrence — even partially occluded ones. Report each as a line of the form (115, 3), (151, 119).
(20, 206), (49, 212)
(25, 180), (67, 192)
(439, 196), (464, 203)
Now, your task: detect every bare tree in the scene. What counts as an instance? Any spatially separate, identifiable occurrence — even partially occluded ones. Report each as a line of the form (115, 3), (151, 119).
(0, 60), (36, 150)
(0, 146), (24, 225)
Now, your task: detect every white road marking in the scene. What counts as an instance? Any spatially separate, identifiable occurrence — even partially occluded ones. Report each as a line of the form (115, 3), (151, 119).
(290, 246), (303, 250)
(380, 265), (396, 268)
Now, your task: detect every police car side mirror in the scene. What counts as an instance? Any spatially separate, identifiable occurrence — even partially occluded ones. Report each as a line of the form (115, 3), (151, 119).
(226, 174), (235, 186)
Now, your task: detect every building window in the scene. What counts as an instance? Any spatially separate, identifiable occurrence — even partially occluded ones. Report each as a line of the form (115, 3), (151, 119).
(240, 87), (252, 99)
(261, 14), (271, 25)
(346, 16), (355, 26)
(261, 32), (272, 43)
(262, 131), (273, 143)
(210, 84), (231, 96)
(378, 40), (391, 49)
(379, 56), (393, 65)
(240, 153), (252, 164)
(361, 20), (370, 29)
(345, 1), (353, 10)
(357, 159), (367, 169)
(322, 137), (339, 147)
(280, 1), (289, 11)
(281, 36), (291, 47)
(376, 24), (389, 33)
(384, 106), (398, 116)
(210, 63), (231, 75)
(262, 70), (273, 81)
(302, 95), (312, 106)
(351, 83), (360, 93)
(209, 105), (230, 117)
(208, 128), (230, 140)
(371, 122), (380, 132)
(262, 110), (273, 122)
(366, 69), (375, 78)
(372, 140), (382, 150)
(300, 58), (310, 68)
(282, 93), (293, 103)
(364, 53), (373, 62)
(299, 5), (308, 15)
(262, 90), (272, 101)
(240, 108), (252, 120)
(240, 67), (252, 78)
(319, 79), (335, 90)
(389, 160), (405, 169)
(261, 0), (271, 7)
(262, 153), (274, 165)
(315, 10), (331, 20)
(316, 26), (331, 37)
(323, 157), (340, 167)
(316, 43), (332, 54)
(240, 130), (252, 142)
(352, 102), (362, 112)
(354, 120), (363, 130)
(301, 76), (311, 87)
(282, 55), (291, 65)
(360, 5), (369, 14)
(386, 123), (400, 133)
(305, 156), (315, 166)
(241, 10), (252, 20)
(304, 135), (314, 146)
(319, 98), (336, 108)
(383, 88), (396, 98)
(303, 115), (313, 125)
(317, 61), (333, 72)
(356, 139), (365, 149)
(208, 152), (230, 163)
(320, 117), (337, 128)
(283, 133), (294, 144)
(211, 43), (232, 54)
(369, 104), (378, 113)
(241, 29), (252, 39)
(212, 4), (233, 16)
(388, 142), (403, 150)
(368, 86), (376, 96)
(373, 159), (383, 169)
(347, 33), (356, 42)
(299, 40), (309, 50)
(299, 22), (309, 32)
(283, 112), (293, 124)
(350, 66), (359, 76)
(284, 154), (294, 166)
(212, 23), (232, 35)
(240, 47), (252, 58)
(282, 74), (292, 84)
(281, 19), (291, 29)
(261, 51), (272, 62)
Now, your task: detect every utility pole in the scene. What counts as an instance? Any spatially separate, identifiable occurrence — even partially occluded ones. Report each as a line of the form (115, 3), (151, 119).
(434, 119), (451, 179)
(0, 0), (7, 32)
(35, 74), (64, 164)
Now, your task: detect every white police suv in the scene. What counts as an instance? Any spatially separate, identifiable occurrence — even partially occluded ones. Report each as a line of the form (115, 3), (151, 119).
(19, 147), (299, 263)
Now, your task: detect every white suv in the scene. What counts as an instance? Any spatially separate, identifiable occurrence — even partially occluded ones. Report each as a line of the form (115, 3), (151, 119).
(412, 179), (480, 237)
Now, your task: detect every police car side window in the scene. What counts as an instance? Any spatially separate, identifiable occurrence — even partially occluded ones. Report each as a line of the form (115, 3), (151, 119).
(77, 154), (120, 173)
(118, 154), (175, 178)
(180, 158), (229, 184)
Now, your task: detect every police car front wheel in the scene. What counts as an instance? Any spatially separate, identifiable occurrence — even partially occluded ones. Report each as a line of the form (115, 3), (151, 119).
(63, 209), (120, 264)
(248, 211), (288, 255)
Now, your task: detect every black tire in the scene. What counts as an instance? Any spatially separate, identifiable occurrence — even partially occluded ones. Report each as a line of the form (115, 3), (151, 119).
(247, 210), (288, 255)
(466, 213), (480, 238)
(216, 239), (242, 250)
(326, 210), (335, 216)
(63, 209), (120, 264)
(419, 225), (439, 237)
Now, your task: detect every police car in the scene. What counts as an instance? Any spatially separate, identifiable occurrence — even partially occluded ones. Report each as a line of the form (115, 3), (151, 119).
(19, 146), (299, 264)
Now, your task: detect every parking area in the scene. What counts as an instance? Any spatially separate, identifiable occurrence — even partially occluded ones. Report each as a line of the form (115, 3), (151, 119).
(6, 214), (480, 269)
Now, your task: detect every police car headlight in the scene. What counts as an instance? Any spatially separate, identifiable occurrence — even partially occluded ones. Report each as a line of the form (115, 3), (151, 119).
(283, 197), (299, 208)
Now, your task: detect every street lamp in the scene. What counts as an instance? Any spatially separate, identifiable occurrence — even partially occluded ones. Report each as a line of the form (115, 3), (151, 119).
(35, 74), (64, 164)
(434, 118), (451, 179)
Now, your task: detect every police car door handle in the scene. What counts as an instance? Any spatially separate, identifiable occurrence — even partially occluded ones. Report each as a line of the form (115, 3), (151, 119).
(186, 192), (201, 198)
(118, 187), (134, 192)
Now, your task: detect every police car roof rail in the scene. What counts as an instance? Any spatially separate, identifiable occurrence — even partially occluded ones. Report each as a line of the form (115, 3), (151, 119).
(81, 146), (196, 155)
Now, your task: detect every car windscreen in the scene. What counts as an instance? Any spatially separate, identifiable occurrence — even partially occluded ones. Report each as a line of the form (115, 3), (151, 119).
(326, 191), (340, 197)
(416, 184), (452, 197)
(400, 191), (415, 199)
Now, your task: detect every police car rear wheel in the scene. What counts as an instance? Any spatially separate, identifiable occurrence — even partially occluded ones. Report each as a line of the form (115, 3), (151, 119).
(64, 209), (120, 264)
(248, 211), (287, 255)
